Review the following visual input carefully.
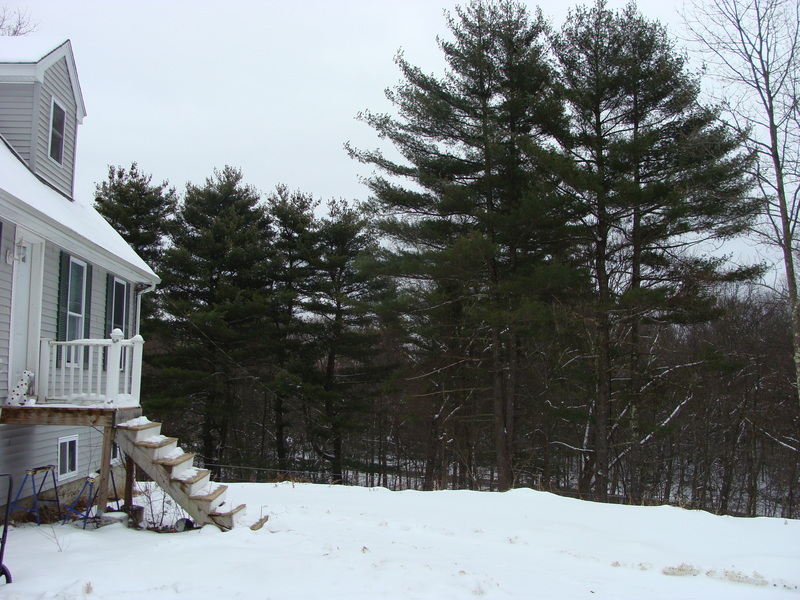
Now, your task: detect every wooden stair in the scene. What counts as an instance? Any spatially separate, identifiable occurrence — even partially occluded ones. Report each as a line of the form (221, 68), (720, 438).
(114, 418), (245, 530)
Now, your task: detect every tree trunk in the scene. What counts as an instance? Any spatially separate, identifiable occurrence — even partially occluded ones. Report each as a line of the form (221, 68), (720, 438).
(275, 394), (288, 472)
(594, 300), (612, 502)
(493, 324), (514, 490)
(324, 344), (344, 484)
(202, 357), (221, 478)
(423, 414), (440, 491)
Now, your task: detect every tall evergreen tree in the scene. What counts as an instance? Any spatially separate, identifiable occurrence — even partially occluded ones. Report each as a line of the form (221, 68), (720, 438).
(158, 166), (273, 474)
(304, 200), (389, 482)
(350, 0), (575, 491)
(94, 162), (177, 337)
(552, 0), (759, 501)
(94, 163), (177, 273)
(264, 185), (319, 471)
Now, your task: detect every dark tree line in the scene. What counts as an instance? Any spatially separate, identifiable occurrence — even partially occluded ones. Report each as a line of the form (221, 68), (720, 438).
(95, 0), (799, 517)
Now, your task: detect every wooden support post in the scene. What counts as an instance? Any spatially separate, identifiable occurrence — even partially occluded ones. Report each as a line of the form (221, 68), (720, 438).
(96, 425), (115, 516)
(124, 455), (135, 509)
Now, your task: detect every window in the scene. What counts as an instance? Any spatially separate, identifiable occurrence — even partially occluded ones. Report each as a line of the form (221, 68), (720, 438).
(65, 257), (87, 364)
(58, 435), (78, 478)
(109, 277), (127, 335)
(49, 98), (66, 165)
(58, 253), (92, 367)
(106, 275), (128, 369)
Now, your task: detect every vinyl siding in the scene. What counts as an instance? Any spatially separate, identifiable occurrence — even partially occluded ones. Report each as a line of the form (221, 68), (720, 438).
(0, 82), (36, 163)
(0, 239), (133, 501)
(33, 57), (77, 197)
(0, 221), (13, 399)
(0, 424), (105, 495)
(41, 242), (139, 393)
(40, 241), (59, 340)
(41, 243), (136, 341)
(89, 266), (106, 339)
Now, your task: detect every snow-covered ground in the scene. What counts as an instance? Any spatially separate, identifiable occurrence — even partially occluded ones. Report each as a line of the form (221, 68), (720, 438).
(2, 482), (798, 599)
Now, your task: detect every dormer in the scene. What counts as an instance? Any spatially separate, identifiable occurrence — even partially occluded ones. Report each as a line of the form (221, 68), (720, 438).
(0, 38), (86, 198)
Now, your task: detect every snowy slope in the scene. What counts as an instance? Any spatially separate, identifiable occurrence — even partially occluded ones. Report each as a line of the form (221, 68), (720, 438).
(2, 482), (798, 599)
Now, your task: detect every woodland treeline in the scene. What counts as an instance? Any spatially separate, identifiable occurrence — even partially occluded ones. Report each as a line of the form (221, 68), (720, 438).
(95, 0), (800, 518)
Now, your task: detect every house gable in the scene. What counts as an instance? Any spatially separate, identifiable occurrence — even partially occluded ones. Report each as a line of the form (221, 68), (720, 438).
(0, 38), (86, 198)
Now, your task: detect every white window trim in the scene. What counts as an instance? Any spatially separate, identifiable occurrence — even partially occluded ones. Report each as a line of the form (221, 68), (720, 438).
(48, 97), (67, 167)
(58, 434), (79, 479)
(66, 256), (87, 366)
(110, 276), (128, 336)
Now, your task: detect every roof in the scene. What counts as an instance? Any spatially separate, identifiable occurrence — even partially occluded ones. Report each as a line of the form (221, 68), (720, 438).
(0, 37), (86, 123)
(0, 135), (159, 284)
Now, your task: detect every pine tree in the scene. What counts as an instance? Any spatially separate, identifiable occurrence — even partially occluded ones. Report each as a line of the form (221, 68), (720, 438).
(263, 185), (319, 472)
(350, 0), (575, 490)
(304, 200), (389, 483)
(552, 0), (759, 501)
(94, 162), (178, 338)
(94, 163), (177, 273)
(157, 166), (273, 474)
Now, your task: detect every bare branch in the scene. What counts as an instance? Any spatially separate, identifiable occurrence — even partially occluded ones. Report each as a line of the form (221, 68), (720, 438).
(0, 5), (37, 36)
(684, 0), (800, 407)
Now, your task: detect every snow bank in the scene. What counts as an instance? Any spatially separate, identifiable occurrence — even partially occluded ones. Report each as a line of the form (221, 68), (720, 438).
(3, 483), (797, 599)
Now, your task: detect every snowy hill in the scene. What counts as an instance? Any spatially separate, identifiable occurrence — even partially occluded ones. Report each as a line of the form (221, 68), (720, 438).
(3, 482), (798, 599)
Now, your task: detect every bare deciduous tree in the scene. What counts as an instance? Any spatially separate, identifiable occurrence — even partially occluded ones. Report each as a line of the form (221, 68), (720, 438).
(0, 6), (36, 36)
(684, 0), (800, 407)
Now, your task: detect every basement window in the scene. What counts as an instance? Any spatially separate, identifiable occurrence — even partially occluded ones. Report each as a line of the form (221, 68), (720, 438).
(58, 435), (78, 478)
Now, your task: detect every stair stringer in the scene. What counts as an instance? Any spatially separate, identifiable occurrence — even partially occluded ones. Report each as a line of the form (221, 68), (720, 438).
(115, 423), (245, 530)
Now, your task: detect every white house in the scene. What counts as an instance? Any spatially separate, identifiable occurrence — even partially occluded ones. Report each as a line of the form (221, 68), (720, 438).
(0, 37), (157, 512)
(0, 39), (243, 529)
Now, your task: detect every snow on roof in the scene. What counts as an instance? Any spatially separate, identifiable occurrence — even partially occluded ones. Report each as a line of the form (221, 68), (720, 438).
(0, 138), (158, 282)
(0, 36), (69, 63)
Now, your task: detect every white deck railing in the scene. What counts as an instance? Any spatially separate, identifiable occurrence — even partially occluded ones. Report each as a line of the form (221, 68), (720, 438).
(37, 329), (144, 407)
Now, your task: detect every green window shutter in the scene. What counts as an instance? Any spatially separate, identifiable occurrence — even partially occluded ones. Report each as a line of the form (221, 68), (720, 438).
(57, 251), (70, 342)
(56, 251), (70, 368)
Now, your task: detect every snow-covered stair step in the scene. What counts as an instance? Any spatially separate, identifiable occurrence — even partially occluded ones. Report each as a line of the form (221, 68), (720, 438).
(190, 482), (228, 514)
(154, 450), (195, 478)
(114, 416), (245, 530)
(117, 418), (162, 442)
(135, 435), (178, 460)
(210, 503), (247, 531)
(172, 467), (212, 496)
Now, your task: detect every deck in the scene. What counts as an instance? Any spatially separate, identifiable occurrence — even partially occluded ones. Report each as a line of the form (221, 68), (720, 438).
(0, 405), (142, 427)
(0, 404), (144, 516)
(2, 332), (149, 517)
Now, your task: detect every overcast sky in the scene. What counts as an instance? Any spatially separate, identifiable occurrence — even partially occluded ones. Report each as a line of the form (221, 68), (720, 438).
(23, 0), (684, 206)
